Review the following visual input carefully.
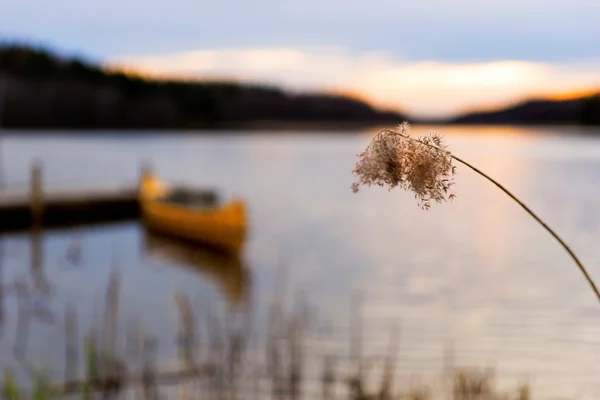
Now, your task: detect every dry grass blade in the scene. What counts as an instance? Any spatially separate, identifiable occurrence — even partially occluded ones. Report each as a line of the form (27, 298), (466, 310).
(322, 355), (336, 400)
(201, 298), (229, 400)
(452, 367), (495, 400)
(517, 383), (531, 400)
(349, 293), (364, 385)
(378, 324), (400, 400)
(174, 289), (199, 368)
(100, 268), (127, 398)
(225, 317), (246, 400)
(286, 302), (304, 400)
(402, 383), (431, 400)
(125, 317), (143, 363)
(352, 121), (600, 305)
(141, 333), (160, 400)
(348, 293), (370, 400)
(267, 265), (288, 400)
(64, 303), (78, 384)
(103, 269), (121, 357)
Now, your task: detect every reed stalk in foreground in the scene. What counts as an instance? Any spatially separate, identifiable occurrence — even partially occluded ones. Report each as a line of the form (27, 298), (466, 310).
(351, 122), (600, 304)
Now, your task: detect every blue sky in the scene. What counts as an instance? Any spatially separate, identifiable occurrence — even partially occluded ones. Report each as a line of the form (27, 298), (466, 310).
(2, 0), (599, 117)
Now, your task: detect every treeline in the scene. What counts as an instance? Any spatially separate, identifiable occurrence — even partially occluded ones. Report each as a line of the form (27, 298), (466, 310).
(0, 44), (404, 130)
(1, 43), (598, 130)
(449, 95), (600, 126)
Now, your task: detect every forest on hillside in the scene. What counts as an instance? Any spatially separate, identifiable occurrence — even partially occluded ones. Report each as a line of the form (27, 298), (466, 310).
(0, 43), (598, 130)
(449, 96), (600, 126)
(0, 44), (404, 130)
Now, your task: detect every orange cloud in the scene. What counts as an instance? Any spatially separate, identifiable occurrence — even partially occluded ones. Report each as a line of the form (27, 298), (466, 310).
(547, 88), (600, 101)
(107, 47), (600, 118)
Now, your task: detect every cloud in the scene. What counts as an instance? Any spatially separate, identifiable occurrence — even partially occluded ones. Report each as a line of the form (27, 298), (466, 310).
(108, 47), (600, 118)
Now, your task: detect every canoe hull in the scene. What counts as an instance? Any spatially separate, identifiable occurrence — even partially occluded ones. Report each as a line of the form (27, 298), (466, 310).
(139, 172), (247, 253)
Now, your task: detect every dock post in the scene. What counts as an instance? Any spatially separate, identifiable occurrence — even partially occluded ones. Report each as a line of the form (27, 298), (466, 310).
(140, 160), (152, 180)
(139, 160), (153, 194)
(30, 161), (44, 228)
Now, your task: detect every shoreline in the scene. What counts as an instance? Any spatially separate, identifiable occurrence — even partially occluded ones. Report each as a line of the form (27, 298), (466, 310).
(1, 120), (598, 134)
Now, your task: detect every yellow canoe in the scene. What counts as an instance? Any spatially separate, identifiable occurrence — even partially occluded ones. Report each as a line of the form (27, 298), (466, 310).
(138, 169), (247, 253)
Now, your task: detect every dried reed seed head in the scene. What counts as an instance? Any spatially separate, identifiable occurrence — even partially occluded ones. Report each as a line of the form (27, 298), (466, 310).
(352, 122), (456, 210)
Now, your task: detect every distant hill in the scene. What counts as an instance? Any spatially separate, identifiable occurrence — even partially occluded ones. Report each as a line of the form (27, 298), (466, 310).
(448, 95), (600, 126)
(2, 43), (599, 130)
(0, 44), (405, 130)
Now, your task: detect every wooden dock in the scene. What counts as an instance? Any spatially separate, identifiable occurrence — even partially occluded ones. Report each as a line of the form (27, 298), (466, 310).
(0, 163), (140, 233)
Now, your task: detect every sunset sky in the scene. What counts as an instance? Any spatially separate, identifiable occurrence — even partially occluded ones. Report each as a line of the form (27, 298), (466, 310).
(1, 0), (599, 118)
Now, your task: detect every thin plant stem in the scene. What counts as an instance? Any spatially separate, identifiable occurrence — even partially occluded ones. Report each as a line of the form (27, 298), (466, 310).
(450, 153), (600, 304)
(374, 129), (600, 304)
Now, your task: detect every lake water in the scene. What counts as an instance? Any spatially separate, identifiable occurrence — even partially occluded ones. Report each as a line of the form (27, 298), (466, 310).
(0, 125), (599, 399)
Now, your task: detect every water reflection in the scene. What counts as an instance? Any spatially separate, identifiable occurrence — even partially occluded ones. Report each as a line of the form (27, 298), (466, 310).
(4, 228), (55, 370)
(142, 231), (251, 308)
